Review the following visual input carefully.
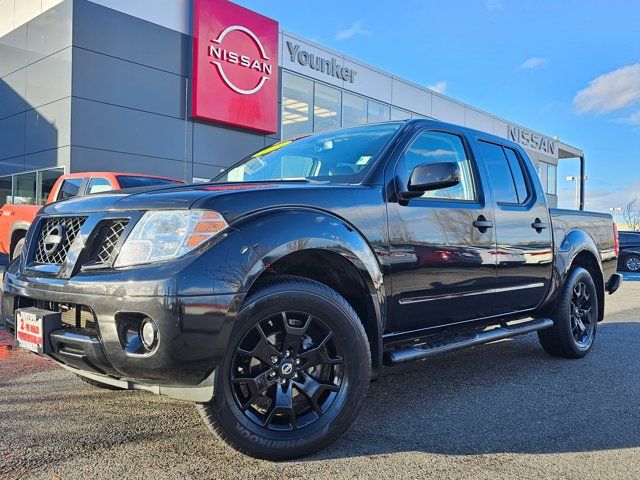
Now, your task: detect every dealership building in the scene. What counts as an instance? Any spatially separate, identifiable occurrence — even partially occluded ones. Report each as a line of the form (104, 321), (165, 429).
(0, 0), (585, 208)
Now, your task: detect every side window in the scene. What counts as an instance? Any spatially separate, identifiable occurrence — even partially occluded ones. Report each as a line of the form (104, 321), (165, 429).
(478, 141), (522, 204)
(401, 131), (476, 201)
(87, 178), (113, 194)
(57, 178), (84, 201)
(503, 147), (529, 203)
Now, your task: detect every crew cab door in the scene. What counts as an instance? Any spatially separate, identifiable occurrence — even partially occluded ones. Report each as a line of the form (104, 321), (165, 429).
(474, 139), (553, 314)
(386, 126), (497, 333)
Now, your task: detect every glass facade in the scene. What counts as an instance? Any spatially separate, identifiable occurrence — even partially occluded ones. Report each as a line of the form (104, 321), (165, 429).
(280, 71), (561, 197)
(538, 161), (557, 195)
(0, 167), (65, 206)
(281, 71), (422, 138)
(282, 73), (313, 138)
(313, 83), (341, 132)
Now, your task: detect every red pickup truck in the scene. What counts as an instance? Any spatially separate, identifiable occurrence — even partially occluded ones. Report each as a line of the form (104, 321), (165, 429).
(0, 172), (181, 260)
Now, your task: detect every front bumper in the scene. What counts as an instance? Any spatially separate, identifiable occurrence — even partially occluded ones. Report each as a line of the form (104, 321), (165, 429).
(2, 264), (244, 390)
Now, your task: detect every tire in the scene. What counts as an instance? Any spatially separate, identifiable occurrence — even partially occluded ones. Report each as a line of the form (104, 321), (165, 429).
(538, 267), (598, 359)
(11, 238), (24, 261)
(624, 254), (640, 272)
(197, 275), (371, 460)
(75, 374), (124, 390)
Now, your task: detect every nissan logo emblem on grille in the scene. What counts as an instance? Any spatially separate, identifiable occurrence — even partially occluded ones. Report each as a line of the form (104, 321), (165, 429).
(43, 224), (65, 255)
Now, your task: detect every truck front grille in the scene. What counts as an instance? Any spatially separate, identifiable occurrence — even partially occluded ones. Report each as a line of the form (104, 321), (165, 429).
(95, 220), (129, 264)
(33, 216), (86, 265)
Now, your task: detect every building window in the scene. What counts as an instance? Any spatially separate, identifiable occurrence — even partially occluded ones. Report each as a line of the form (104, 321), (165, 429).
(14, 172), (37, 205)
(0, 176), (11, 206)
(367, 100), (390, 123)
(547, 164), (557, 195)
(391, 107), (412, 121)
(282, 72), (314, 139)
(342, 92), (367, 127)
(313, 83), (341, 132)
(0, 167), (64, 206)
(538, 162), (548, 194)
(39, 167), (64, 204)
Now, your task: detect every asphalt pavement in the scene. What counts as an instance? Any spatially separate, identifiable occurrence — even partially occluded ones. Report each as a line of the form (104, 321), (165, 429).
(1, 278), (639, 479)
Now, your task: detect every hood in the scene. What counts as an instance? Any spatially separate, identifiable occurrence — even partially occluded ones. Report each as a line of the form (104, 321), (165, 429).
(39, 181), (351, 218)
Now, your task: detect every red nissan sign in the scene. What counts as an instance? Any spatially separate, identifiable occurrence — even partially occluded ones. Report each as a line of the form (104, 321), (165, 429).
(192, 0), (279, 134)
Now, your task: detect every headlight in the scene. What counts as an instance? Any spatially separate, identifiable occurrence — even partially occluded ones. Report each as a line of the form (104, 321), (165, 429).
(114, 210), (228, 267)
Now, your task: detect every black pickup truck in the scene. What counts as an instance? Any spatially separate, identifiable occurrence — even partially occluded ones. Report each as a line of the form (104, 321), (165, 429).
(3, 120), (622, 460)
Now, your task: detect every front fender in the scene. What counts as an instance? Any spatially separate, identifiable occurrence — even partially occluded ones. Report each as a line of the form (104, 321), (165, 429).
(233, 206), (385, 338)
(238, 207), (383, 295)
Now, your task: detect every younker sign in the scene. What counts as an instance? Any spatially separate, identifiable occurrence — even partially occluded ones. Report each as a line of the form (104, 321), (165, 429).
(286, 41), (357, 83)
(508, 125), (557, 156)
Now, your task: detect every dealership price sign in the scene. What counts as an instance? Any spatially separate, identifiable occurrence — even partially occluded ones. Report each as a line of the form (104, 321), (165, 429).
(192, 0), (279, 133)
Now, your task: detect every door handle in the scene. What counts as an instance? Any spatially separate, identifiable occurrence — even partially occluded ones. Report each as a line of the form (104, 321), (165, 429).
(531, 219), (548, 232)
(473, 216), (493, 232)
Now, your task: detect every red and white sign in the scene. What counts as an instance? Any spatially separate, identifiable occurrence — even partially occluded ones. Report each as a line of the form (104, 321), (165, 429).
(192, 0), (279, 134)
(16, 310), (44, 353)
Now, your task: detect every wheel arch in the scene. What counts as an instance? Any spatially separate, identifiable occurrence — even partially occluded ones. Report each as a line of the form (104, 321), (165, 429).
(542, 229), (605, 322)
(9, 222), (31, 257)
(234, 208), (386, 380)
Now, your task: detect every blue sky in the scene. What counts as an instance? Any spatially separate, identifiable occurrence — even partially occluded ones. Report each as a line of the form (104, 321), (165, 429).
(236, 0), (640, 213)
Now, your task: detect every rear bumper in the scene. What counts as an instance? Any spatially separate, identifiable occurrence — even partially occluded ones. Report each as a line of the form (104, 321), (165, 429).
(2, 268), (244, 389)
(606, 273), (623, 295)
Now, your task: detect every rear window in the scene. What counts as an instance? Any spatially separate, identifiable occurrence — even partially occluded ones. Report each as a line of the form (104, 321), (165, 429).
(58, 178), (84, 201)
(621, 233), (640, 244)
(117, 176), (178, 189)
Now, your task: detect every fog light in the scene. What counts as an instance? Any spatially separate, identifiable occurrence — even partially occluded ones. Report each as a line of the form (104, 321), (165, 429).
(140, 318), (158, 350)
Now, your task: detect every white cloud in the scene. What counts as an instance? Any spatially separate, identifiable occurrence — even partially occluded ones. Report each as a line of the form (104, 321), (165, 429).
(573, 64), (640, 114)
(520, 57), (548, 70)
(335, 20), (371, 41)
(484, 0), (503, 10)
(428, 81), (447, 94)
(615, 110), (640, 126)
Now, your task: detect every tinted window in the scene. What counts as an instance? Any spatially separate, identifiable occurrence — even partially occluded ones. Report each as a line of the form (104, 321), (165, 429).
(479, 141), (518, 204)
(503, 147), (529, 203)
(87, 178), (113, 194)
(621, 233), (640, 245)
(58, 178), (84, 200)
(401, 131), (476, 201)
(117, 176), (178, 189)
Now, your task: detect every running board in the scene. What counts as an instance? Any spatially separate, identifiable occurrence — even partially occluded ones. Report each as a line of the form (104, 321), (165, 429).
(383, 318), (554, 366)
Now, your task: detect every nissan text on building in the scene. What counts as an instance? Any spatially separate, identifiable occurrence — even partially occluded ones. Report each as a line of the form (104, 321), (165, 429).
(0, 0), (586, 209)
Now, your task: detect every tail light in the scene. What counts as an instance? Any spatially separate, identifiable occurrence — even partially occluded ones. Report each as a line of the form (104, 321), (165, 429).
(613, 223), (620, 257)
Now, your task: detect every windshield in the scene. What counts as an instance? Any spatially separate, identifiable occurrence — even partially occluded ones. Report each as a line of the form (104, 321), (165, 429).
(214, 123), (401, 184)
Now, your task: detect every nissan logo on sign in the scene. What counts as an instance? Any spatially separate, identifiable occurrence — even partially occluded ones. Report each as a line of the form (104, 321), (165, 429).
(209, 25), (273, 95)
(193, 0), (279, 134)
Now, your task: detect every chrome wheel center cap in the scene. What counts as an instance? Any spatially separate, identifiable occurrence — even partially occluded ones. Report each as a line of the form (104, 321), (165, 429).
(279, 360), (295, 378)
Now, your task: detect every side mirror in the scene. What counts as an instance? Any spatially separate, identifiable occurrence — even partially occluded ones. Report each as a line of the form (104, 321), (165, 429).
(406, 161), (461, 194)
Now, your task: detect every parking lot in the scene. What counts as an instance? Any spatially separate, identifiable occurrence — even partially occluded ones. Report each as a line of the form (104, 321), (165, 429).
(1, 276), (639, 480)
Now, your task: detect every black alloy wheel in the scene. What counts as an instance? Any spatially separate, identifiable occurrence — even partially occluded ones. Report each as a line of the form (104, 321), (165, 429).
(538, 267), (598, 359)
(197, 276), (371, 460)
(231, 311), (344, 431)
(570, 281), (595, 348)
